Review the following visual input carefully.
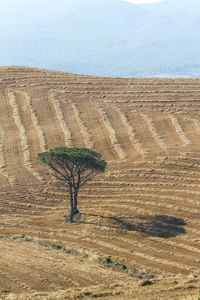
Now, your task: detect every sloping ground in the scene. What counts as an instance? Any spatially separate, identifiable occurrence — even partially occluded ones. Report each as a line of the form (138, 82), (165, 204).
(0, 67), (200, 298)
(1, 277), (200, 300)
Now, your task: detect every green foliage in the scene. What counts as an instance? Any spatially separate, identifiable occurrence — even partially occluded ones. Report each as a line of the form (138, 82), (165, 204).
(37, 147), (107, 172)
(98, 257), (154, 279)
(103, 257), (112, 264)
(37, 147), (107, 224)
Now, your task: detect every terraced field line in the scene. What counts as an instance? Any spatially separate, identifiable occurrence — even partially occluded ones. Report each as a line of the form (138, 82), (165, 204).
(0, 127), (10, 183)
(115, 108), (146, 156)
(85, 191), (200, 215)
(69, 100), (93, 148)
(168, 113), (192, 146)
(141, 114), (168, 151)
(23, 92), (47, 152)
(78, 237), (186, 275)
(8, 91), (43, 181)
(0, 269), (32, 294)
(50, 92), (72, 147)
(194, 118), (200, 133)
(89, 236), (197, 273)
(96, 104), (127, 160)
(117, 235), (200, 265)
(0, 90), (19, 185)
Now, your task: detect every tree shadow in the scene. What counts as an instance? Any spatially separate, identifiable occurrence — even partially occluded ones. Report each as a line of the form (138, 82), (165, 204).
(80, 213), (187, 238)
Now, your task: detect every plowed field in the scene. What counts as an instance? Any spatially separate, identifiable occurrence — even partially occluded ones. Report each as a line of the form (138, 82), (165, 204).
(0, 67), (200, 299)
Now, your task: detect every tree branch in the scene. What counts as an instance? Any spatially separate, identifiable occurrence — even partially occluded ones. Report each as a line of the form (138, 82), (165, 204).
(48, 162), (68, 182)
(80, 170), (97, 187)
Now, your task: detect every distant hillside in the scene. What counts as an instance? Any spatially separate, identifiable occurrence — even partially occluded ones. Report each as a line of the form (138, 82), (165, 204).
(0, 0), (200, 77)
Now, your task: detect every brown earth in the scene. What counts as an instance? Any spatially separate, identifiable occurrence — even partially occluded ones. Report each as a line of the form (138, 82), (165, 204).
(0, 66), (200, 299)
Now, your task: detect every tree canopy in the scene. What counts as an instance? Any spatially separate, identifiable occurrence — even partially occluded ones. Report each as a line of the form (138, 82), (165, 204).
(37, 147), (107, 223)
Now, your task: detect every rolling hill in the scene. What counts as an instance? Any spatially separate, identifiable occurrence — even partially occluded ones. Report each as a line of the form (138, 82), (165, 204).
(0, 66), (200, 299)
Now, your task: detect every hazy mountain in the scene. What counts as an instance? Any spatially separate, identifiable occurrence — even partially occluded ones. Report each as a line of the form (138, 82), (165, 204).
(0, 0), (200, 77)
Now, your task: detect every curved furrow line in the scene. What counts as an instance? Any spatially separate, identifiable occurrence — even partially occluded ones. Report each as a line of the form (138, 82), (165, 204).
(84, 180), (200, 192)
(83, 224), (200, 262)
(141, 114), (168, 151)
(1, 261), (55, 292)
(77, 237), (187, 275)
(92, 235), (200, 271)
(99, 103), (144, 160)
(69, 100), (93, 148)
(108, 185), (200, 201)
(82, 194), (200, 216)
(4, 236), (198, 282)
(33, 90), (63, 149)
(82, 192), (200, 209)
(127, 251), (193, 274)
(89, 184), (200, 196)
(115, 235), (200, 264)
(179, 228), (200, 242)
(4, 257), (77, 290)
(26, 226), (200, 267)
(10, 259), (81, 289)
(161, 159), (200, 168)
(154, 238), (200, 256)
(0, 271), (23, 294)
(179, 115), (200, 146)
(12, 242), (122, 286)
(81, 188), (200, 208)
(3, 243), (85, 287)
(59, 236), (174, 275)
(8, 91), (43, 181)
(83, 203), (199, 226)
(194, 118), (200, 133)
(122, 190), (200, 207)
(96, 104), (127, 160)
(118, 195), (200, 219)
(0, 90), (17, 185)
(153, 167), (200, 178)
(91, 176), (200, 186)
(73, 101), (118, 160)
(0, 200), (55, 211)
(124, 158), (200, 168)
(23, 92), (47, 152)
(0, 127), (11, 184)
(151, 113), (185, 149)
(0, 267), (36, 293)
(80, 190), (200, 211)
(114, 167), (200, 180)
(126, 163), (200, 175)
(168, 113), (192, 146)
(115, 107), (147, 156)
(50, 92), (72, 147)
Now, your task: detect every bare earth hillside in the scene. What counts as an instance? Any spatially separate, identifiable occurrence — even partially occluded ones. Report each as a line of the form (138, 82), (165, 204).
(0, 67), (200, 299)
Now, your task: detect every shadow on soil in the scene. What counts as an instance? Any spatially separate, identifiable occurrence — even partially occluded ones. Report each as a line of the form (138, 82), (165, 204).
(79, 213), (187, 238)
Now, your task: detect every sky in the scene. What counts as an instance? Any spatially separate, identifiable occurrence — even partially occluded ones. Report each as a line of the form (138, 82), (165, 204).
(123, 0), (164, 3)
(0, 0), (199, 77)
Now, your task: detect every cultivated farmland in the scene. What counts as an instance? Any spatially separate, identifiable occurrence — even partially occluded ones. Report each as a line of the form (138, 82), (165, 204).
(0, 67), (200, 299)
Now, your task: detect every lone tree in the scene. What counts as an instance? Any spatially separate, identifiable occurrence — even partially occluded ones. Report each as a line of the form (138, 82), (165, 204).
(37, 147), (107, 223)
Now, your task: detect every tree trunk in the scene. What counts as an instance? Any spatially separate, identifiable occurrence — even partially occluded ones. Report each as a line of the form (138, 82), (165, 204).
(74, 171), (80, 215)
(73, 189), (79, 215)
(69, 186), (74, 224)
